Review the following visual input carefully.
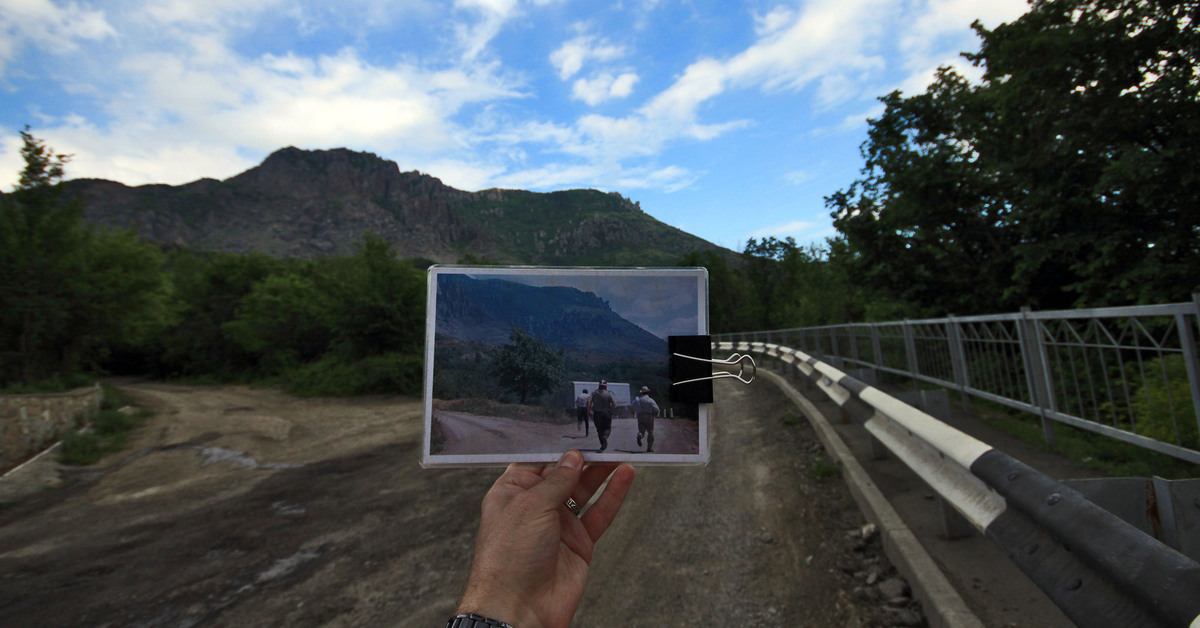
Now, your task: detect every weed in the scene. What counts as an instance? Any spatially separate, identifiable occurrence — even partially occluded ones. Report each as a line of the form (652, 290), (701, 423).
(806, 454), (840, 481)
(971, 400), (1200, 479)
(781, 414), (802, 426)
(59, 385), (150, 466)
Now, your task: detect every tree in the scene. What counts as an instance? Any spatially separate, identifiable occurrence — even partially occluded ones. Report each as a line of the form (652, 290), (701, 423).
(829, 0), (1200, 315)
(491, 327), (565, 405)
(0, 128), (167, 385)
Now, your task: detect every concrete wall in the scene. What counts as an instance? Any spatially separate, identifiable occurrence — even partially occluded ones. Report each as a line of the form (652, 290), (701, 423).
(0, 385), (102, 473)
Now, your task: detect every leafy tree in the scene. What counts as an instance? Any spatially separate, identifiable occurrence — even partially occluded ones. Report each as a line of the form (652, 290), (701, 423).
(491, 327), (565, 405)
(318, 233), (425, 360)
(829, 0), (1200, 315)
(156, 250), (285, 377)
(0, 128), (167, 385)
(223, 272), (335, 369)
(676, 249), (756, 332)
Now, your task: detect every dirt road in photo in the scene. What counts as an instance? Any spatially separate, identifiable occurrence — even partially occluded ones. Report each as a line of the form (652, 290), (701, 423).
(0, 380), (915, 627)
(435, 411), (700, 455)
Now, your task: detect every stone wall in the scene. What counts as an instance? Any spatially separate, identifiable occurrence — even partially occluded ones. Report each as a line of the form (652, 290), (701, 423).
(0, 385), (102, 473)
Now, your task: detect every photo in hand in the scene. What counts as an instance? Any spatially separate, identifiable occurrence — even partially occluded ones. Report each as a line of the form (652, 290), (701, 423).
(422, 266), (710, 466)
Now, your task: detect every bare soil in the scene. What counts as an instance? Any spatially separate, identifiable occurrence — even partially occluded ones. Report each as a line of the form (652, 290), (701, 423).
(0, 380), (924, 627)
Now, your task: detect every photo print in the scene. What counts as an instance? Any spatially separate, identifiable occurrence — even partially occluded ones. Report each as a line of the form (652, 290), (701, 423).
(422, 266), (710, 466)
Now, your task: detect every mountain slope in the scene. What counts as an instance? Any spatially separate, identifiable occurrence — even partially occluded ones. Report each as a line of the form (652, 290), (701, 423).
(435, 274), (667, 364)
(64, 147), (735, 265)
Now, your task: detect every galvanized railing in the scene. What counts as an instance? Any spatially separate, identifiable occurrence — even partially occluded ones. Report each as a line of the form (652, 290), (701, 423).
(715, 296), (1200, 465)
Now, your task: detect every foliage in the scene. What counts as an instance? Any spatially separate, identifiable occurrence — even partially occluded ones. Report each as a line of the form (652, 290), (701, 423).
(1127, 355), (1199, 450)
(60, 385), (150, 466)
(828, 0), (1200, 315)
(285, 352), (422, 397)
(491, 326), (565, 405)
(0, 129), (169, 386)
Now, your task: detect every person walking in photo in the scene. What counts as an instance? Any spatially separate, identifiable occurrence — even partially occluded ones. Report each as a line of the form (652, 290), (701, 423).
(575, 388), (590, 436)
(587, 380), (617, 452)
(632, 386), (660, 452)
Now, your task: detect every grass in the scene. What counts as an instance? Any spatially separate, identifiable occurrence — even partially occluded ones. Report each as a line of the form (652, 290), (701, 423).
(781, 414), (802, 426)
(969, 399), (1200, 479)
(59, 385), (151, 466)
(806, 454), (840, 481)
(0, 373), (94, 394)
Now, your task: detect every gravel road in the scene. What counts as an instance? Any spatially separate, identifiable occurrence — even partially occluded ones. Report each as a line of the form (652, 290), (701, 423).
(435, 411), (699, 455)
(0, 381), (924, 627)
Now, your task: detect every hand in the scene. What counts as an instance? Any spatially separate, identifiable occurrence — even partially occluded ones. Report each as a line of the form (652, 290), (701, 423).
(456, 450), (636, 628)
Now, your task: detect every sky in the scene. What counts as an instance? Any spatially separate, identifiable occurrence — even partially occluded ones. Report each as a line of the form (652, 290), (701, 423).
(0, 0), (1030, 252)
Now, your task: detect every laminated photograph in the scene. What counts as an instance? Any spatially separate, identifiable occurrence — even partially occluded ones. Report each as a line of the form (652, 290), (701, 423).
(422, 266), (710, 466)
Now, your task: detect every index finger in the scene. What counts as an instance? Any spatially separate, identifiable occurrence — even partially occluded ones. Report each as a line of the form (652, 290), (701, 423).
(581, 463), (635, 543)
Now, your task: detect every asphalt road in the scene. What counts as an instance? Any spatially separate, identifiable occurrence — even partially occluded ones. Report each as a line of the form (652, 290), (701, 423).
(0, 381), (922, 627)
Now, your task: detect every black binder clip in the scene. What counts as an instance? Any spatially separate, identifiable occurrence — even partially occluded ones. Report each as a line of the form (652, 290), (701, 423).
(668, 335), (756, 403)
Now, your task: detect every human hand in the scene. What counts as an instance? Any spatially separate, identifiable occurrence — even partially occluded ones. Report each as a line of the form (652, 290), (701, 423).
(456, 450), (636, 628)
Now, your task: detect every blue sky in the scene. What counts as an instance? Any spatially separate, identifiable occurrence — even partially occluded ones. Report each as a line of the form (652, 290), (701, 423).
(0, 0), (1028, 252)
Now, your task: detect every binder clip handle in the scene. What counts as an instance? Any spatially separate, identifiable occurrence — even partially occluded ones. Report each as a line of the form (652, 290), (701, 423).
(670, 352), (756, 386)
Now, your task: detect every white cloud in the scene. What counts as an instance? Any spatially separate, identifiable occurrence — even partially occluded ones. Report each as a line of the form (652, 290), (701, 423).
(571, 71), (639, 105)
(0, 0), (115, 74)
(453, 0), (522, 61)
(784, 169), (812, 185)
(747, 220), (816, 240)
(893, 0), (1029, 93)
(550, 32), (626, 80)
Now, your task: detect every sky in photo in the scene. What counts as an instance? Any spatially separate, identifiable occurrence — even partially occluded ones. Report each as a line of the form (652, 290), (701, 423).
(466, 269), (702, 340)
(0, 0), (1029, 251)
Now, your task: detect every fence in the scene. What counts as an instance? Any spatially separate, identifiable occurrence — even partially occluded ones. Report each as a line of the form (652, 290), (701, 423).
(715, 296), (1200, 465)
(726, 340), (1200, 628)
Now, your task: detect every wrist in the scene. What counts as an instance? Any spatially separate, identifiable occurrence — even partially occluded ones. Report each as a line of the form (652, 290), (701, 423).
(456, 592), (533, 628)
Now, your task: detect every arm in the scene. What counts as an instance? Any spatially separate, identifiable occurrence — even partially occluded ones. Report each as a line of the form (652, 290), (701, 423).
(456, 450), (636, 628)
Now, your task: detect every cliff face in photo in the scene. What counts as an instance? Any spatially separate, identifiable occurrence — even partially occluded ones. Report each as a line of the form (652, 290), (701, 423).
(435, 274), (667, 364)
(65, 146), (735, 265)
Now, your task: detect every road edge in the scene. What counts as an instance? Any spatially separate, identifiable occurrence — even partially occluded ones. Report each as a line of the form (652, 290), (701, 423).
(761, 369), (986, 628)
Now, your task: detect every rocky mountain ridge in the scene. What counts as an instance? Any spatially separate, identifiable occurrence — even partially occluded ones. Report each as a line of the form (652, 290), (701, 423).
(64, 147), (735, 265)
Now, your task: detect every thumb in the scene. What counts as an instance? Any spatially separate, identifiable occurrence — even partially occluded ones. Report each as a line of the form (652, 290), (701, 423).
(533, 450), (583, 503)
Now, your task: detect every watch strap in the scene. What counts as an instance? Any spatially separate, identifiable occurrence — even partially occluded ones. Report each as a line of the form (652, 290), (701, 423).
(445, 613), (514, 628)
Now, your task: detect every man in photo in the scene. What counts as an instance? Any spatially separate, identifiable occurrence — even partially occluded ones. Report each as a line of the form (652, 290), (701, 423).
(575, 388), (590, 436)
(587, 380), (617, 452)
(632, 386), (661, 452)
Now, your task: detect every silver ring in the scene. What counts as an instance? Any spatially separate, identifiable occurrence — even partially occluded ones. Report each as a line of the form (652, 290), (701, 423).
(565, 497), (581, 516)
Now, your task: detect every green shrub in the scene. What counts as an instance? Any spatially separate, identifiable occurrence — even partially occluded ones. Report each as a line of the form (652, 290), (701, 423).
(1127, 355), (1198, 450)
(60, 431), (103, 465)
(285, 353), (422, 397)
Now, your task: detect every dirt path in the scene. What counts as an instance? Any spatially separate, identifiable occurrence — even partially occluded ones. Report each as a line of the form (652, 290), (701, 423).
(0, 381), (923, 627)
(436, 412), (699, 455)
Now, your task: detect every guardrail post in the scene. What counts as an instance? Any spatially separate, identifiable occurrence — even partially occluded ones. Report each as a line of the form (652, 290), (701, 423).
(1179, 293), (1200, 442)
(947, 315), (972, 415)
(848, 325), (860, 368)
(903, 320), (921, 392)
(1019, 307), (1058, 447)
(871, 324), (883, 383)
(830, 327), (841, 360)
(938, 497), (973, 540)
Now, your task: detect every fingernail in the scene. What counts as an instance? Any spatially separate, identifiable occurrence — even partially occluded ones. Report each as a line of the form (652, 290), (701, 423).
(558, 450), (582, 470)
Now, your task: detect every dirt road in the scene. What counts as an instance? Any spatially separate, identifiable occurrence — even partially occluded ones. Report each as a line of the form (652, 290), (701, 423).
(0, 381), (921, 627)
(435, 411), (699, 455)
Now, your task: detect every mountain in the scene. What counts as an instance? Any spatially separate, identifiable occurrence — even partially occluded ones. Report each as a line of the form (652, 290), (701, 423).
(63, 147), (736, 265)
(435, 274), (667, 364)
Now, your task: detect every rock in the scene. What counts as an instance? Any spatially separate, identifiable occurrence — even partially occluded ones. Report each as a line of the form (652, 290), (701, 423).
(860, 523), (878, 540)
(885, 608), (925, 626)
(878, 577), (909, 600)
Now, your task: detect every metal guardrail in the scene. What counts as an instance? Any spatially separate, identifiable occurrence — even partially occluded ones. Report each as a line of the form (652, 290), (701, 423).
(715, 297), (1200, 465)
(725, 340), (1200, 628)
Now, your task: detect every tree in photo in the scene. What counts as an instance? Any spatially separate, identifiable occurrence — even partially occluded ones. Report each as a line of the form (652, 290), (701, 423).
(491, 327), (565, 405)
